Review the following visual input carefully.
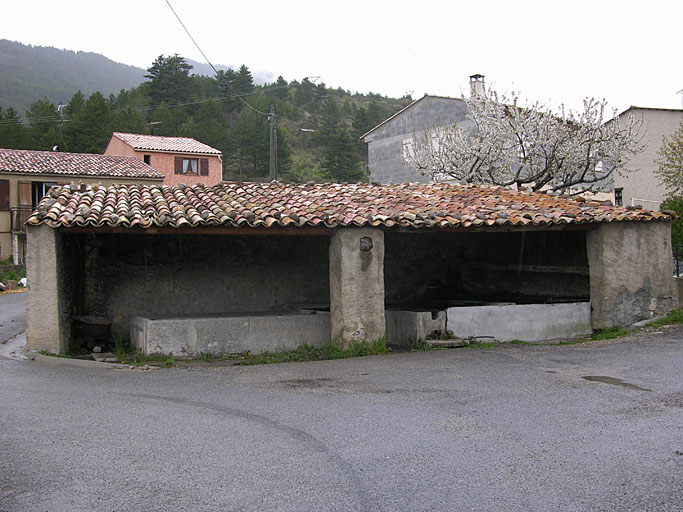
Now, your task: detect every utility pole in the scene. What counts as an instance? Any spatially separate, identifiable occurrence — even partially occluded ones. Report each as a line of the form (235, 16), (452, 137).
(267, 104), (278, 181)
(56, 104), (67, 150)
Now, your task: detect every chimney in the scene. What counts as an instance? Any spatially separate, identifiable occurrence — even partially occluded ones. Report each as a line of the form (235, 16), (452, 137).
(469, 74), (485, 97)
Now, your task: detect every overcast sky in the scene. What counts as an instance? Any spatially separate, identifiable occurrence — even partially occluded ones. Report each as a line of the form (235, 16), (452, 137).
(4, 0), (682, 114)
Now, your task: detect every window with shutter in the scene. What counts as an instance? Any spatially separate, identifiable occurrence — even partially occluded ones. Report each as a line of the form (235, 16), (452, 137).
(18, 181), (31, 207)
(174, 157), (183, 174)
(0, 180), (9, 210)
(200, 158), (209, 176)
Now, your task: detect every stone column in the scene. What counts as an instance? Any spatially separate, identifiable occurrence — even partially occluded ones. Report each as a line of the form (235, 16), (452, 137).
(329, 227), (385, 345)
(587, 221), (674, 328)
(26, 224), (66, 353)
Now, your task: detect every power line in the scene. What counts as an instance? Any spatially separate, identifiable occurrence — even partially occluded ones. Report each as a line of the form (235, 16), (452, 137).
(164, 0), (268, 116)
(0, 86), (290, 127)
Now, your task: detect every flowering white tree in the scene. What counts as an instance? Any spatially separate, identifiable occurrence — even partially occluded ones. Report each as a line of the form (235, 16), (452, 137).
(402, 90), (643, 194)
(655, 120), (683, 197)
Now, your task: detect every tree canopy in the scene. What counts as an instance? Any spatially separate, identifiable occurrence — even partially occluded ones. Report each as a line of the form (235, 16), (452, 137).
(403, 90), (643, 194)
(144, 54), (193, 105)
(0, 53), (411, 182)
(655, 120), (683, 197)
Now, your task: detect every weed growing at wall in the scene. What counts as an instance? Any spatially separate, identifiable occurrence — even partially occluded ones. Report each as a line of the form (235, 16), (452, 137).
(239, 336), (390, 365)
(590, 327), (628, 341)
(646, 308), (683, 328)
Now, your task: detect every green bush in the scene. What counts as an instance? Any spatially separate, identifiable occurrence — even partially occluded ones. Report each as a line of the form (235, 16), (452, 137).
(661, 197), (683, 246)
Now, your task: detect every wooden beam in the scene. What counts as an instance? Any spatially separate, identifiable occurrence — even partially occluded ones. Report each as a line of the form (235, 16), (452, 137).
(62, 225), (336, 236)
(463, 261), (589, 275)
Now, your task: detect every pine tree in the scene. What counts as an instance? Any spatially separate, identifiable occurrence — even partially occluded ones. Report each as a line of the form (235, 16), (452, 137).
(25, 98), (60, 150)
(64, 92), (112, 153)
(323, 128), (364, 183)
(0, 107), (28, 149)
(145, 54), (193, 105)
(315, 97), (341, 146)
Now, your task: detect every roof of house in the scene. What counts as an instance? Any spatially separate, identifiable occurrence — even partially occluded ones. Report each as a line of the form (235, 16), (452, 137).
(0, 148), (164, 180)
(111, 132), (222, 155)
(27, 181), (670, 230)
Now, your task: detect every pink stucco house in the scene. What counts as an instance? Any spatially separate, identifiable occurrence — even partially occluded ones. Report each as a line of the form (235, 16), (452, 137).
(104, 133), (223, 186)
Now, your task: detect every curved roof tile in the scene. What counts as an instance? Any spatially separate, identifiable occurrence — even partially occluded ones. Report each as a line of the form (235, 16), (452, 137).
(27, 181), (672, 230)
(0, 148), (164, 179)
(112, 133), (222, 155)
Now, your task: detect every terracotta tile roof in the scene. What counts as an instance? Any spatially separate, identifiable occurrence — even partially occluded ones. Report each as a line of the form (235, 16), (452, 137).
(112, 132), (222, 155)
(27, 181), (671, 230)
(0, 148), (164, 180)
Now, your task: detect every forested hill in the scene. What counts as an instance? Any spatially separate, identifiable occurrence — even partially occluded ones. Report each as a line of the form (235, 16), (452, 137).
(0, 40), (147, 113)
(0, 51), (413, 183)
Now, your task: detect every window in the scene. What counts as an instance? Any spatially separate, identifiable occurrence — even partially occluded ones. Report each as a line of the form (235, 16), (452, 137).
(175, 157), (210, 176)
(614, 188), (623, 206)
(143, 154), (151, 165)
(183, 158), (198, 174)
(31, 181), (57, 208)
(0, 179), (9, 210)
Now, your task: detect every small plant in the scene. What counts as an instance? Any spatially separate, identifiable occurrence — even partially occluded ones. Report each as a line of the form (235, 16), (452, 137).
(0, 266), (26, 283)
(647, 308), (683, 328)
(237, 336), (391, 366)
(463, 341), (498, 349)
(113, 334), (126, 363)
(508, 340), (535, 346)
(160, 357), (176, 368)
(591, 327), (628, 341)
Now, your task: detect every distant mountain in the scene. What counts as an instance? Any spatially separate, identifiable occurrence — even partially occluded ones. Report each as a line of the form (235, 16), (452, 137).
(0, 40), (278, 115)
(0, 40), (147, 114)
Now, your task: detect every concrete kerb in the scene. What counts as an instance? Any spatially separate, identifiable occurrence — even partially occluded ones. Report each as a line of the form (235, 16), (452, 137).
(2, 311), (676, 368)
(0, 331), (157, 370)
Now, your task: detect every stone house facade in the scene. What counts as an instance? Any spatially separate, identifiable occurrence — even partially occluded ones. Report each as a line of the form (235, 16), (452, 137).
(25, 181), (675, 356)
(104, 133), (223, 186)
(361, 95), (471, 184)
(0, 148), (163, 263)
(611, 107), (683, 209)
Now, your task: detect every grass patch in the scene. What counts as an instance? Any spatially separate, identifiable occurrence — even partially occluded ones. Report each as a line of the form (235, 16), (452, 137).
(192, 352), (238, 362)
(462, 341), (498, 349)
(646, 308), (683, 328)
(39, 350), (71, 359)
(113, 335), (126, 363)
(508, 340), (535, 346)
(159, 357), (176, 369)
(0, 266), (26, 283)
(590, 327), (628, 341)
(239, 337), (390, 366)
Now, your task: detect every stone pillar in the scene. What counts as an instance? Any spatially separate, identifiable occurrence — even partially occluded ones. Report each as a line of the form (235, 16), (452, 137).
(12, 233), (20, 265)
(587, 221), (674, 328)
(26, 224), (66, 353)
(329, 228), (385, 345)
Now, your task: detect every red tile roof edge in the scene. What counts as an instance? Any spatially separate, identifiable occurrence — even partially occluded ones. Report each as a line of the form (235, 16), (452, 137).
(26, 181), (672, 231)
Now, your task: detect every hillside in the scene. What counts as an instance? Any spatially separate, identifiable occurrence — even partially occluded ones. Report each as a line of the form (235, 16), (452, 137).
(0, 49), (412, 183)
(0, 40), (279, 114)
(0, 40), (147, 113)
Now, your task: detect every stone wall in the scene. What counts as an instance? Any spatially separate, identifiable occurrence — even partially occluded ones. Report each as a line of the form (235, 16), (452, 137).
(132, 312), (330, 356)
(26, 225), (64, 352)
(364, 96), (472, 184)
(587, 221), (674, 327)
(446, 302), (592, 342)
(384, 230), (590, 307)
(329, 228), (385, 344)
(76, 233), (331, 340)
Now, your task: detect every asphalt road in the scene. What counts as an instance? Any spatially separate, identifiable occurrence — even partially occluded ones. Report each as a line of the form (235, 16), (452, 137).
(0, 322), (681, 511)
(0, 291), (26, 343)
